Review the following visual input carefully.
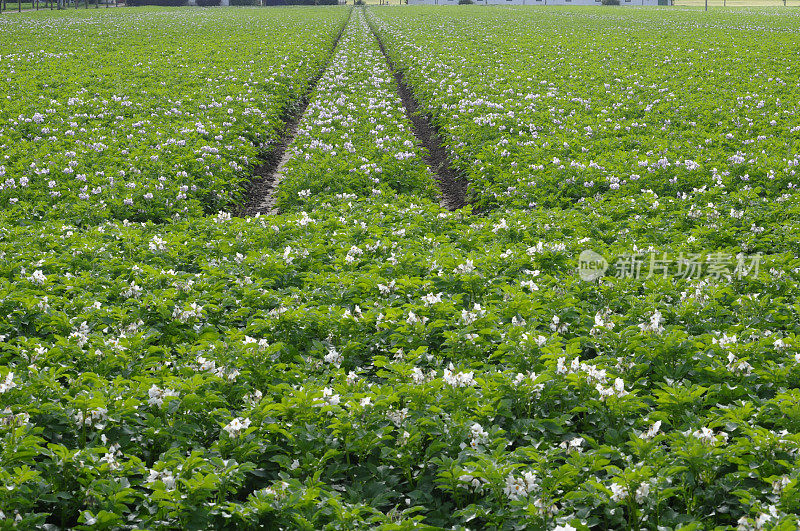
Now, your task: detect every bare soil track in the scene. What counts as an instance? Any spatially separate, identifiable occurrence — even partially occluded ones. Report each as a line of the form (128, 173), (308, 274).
(240, 9), (352, 217)
(367, 12), (468, 211)
(242, 7), (468, 215)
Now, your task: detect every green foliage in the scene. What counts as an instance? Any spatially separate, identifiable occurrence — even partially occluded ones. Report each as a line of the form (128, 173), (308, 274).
(370, 6), (800, 212)
(2, 4), (800, 531)
(0, 7), (349, 224)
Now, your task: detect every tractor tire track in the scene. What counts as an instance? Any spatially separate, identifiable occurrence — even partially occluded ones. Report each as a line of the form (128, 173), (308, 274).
(241, 8), (352, 217)
(366, 11), (468, 211)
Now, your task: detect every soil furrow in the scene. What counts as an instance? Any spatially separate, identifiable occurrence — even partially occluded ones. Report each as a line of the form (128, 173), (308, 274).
(240, 9), (352, 217)
(366, 12), (468, 211)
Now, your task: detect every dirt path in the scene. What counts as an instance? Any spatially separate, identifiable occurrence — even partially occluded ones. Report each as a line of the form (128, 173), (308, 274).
(241, 9), (352, 217)
(366, 12), (468, 211)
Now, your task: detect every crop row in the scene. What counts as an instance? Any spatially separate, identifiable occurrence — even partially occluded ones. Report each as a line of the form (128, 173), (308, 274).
(0, 8), (348, 223)
(369, 7), (800, 211)
(274, 9), (438, 212)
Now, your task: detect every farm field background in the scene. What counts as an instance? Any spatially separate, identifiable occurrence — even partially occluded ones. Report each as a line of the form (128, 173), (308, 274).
(2, 5), (800, 530)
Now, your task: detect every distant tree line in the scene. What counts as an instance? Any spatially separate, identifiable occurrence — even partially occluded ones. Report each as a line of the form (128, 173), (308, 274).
(127, 0), (337, 6)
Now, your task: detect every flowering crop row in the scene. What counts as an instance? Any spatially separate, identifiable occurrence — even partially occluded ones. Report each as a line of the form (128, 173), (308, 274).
(0, 8), (348, 223)
(370, 7), (800, 211)
(275, 9), (439, 212)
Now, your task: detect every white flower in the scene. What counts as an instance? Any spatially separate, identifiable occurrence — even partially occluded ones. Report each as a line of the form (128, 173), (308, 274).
(422, 292), (442, 306)
(595, 377), (628, 400)
(468, 422), (489, 449)
(461, 309), (478, 326)
(122, 281), (142, 299)
(387, 408), (409, 427)
(550, 315), (568, 334)
(638, 310), (665, 335)
(223, 417), (251, 438)
(324, 347), (342, 368)
(454, 259), (475, 274)
(520, 279), (539, 291)
(172, 302), (203, 323)
(726, 353), (752, 375)
(0, 372), (16, 394)
(73, 407), (108, 430)
(149, 234), (167, 251)
(559, 437), (584, 453)
(492, 218), (508, 233)
(147, 469), (176, 490)
(641, 420), (662, 440)
(297, 211), (313, 226)
(591, 310), (615, 335)
(609, 482), (628, 502)
(244, 336), (270, 351)
(714, 333), (738, 348)
(458, 474), (487, 492)
(28, 270), (47, 285)
(99, 451), (121, 471)
(377, 280), (396, 295)
(692, 426), (716, 445)
(635, 482), (650, 503)
(148, 385), (178, 407)
(443, 363), (476, 387)
(772, 476), (791, 494)
(244, 390), (263, 406)
(283, 246), (294, 264)
(321, 387), (340, 406)
(613, 378), (628, 397)
(503, 471), (538, 500)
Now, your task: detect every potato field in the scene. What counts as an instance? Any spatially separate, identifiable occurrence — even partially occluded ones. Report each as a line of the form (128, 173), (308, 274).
(1, 5), (800, 530)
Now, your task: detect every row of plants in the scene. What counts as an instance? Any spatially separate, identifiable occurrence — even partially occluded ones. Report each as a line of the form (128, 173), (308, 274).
(274, 9), (439, 212)
(0, 7), (349, 223)
(369, 6), (800, 211)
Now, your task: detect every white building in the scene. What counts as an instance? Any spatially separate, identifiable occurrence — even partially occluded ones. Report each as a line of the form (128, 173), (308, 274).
(408, 0), (664, 5)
